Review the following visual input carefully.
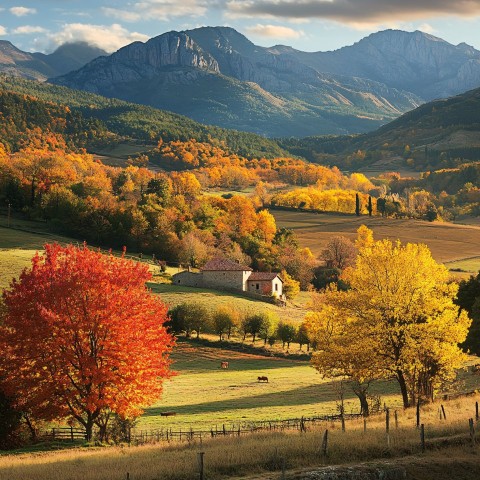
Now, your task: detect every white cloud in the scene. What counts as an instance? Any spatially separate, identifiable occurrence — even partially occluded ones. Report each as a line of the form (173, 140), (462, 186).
(418, 23), (436, 34)
(9, 6), (37, 17)
(134, 0), (207, 21)
(245, 24), (304, 39)
(12, 25), (48, 35)
(45, 23), (149, 53)
(101, 7), (141, 22)
(0, 26), (7, 36)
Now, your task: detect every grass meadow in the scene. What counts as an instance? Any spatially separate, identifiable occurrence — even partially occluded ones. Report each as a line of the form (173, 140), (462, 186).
(2, 215), (480, 478)
(2, 394), (480, 480)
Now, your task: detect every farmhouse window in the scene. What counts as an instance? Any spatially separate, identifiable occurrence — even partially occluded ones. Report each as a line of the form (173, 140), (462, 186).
(275, 284), (278, 291)
(256, 283), (259, 290)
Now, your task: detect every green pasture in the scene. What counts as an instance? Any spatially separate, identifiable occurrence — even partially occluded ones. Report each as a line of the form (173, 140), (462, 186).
(136, 340), (402, 431)
(445, 257), (480, 275)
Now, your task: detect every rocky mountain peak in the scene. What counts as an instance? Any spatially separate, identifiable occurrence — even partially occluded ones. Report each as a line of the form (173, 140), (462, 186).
(111, 31), (219, 73)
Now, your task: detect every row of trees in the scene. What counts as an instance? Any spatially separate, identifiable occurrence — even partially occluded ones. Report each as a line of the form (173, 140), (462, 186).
(167, 303), (309, 350)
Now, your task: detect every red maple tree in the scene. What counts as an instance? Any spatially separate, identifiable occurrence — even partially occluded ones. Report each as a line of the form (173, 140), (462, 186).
(0, 244), (174, 441)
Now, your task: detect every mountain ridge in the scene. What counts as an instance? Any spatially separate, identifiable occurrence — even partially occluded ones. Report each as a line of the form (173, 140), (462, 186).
(51, 27), (423, 137)
(0, 40), (108, 80)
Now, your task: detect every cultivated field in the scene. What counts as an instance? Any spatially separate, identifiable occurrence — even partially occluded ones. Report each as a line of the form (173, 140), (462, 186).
(272, 210), (480, 273)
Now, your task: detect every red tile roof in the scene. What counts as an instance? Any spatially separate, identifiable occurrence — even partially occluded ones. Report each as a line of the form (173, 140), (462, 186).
(248, 272), (282, 282)
(202, 258), (253, 272)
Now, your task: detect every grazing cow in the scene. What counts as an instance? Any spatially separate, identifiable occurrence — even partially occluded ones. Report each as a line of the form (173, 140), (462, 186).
(221, 361), (229, 369)
(160, 412), (177, 417)
(257, 376), (269, 382)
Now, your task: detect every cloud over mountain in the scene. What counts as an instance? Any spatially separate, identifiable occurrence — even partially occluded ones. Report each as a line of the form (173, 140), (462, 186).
(226, 0), (480, 26)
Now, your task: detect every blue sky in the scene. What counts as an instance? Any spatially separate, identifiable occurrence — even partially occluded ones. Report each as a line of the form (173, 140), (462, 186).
(1, 0), (480, 53)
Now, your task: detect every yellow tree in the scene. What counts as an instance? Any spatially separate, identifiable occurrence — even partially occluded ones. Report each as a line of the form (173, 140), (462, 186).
(306, 293), (384, 416)
(307, 226), (470, 408)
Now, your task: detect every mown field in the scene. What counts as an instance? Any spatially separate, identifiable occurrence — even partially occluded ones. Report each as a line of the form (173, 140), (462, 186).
(272, 210), (480, 273)
(136, 340), (398, 431)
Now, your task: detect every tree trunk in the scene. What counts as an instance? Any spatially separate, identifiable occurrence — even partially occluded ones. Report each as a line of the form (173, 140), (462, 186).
(85, 416), (94, 442)
(396, 369), (410, 408)
(358, 393), (370, 417)
(23, 414), (37, 441)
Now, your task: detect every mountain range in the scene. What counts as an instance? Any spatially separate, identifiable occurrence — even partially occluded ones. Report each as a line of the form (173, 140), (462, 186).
(0, 41), (107, 80)
(3, 27), (480, 138)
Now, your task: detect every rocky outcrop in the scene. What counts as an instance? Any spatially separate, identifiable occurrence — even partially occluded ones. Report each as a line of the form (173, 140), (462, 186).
(290, 29), (480, 100)
(53, 32), (219, 94)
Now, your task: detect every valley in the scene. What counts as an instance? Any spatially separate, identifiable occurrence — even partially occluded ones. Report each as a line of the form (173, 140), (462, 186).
(1, 13), (480, 480)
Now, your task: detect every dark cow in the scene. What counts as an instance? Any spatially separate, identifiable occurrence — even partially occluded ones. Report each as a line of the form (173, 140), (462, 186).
(257, 376), (269, 382)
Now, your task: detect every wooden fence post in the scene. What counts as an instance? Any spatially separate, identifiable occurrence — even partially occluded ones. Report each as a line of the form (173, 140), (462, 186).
(197, 452), (205, 480)
(386, 408), (390, 447)
(394, 410), (398, 429)
(300, 416), (306, 433)
(322, 429), (329, 457)
(420, 424), (425, 453)
(416, 401), (420, 428)
(469, 418), (476, 446)
(441, 404), (447, 421)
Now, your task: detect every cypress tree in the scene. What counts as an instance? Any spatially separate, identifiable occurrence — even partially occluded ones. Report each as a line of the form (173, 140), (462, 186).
(367, 196), (373, 217)
(355, 193), (361, 216)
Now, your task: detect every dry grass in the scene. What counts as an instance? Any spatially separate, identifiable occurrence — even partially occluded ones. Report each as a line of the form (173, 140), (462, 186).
(2, 395), (480, 480)
(272, 210), (480, 271)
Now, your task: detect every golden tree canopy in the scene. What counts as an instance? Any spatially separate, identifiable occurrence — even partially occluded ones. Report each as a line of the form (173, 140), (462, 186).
(307, 226), (471, 409)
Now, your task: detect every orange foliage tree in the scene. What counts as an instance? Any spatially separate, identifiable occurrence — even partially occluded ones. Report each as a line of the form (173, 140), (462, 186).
(0, 244), (174, 441)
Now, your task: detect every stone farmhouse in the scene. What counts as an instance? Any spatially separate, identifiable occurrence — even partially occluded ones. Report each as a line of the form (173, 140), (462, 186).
(172, 258), (283, 297)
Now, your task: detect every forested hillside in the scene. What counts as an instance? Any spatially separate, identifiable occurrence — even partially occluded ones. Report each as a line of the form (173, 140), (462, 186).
(281, 86), (480, 171)
(0, 76), (287, 159)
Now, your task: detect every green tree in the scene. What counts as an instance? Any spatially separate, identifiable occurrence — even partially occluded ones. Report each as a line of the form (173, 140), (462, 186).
(276, 321), (297, 349)
(367, 196), (373, 217)
(296, 322), (310, 351)
(259, 312), (278, 346)
(212, 307), (238, 341)
(168, 302), (210, 338)
(456, 272), (480, 355)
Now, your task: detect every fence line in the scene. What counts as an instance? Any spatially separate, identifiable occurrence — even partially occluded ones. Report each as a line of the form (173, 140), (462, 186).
(127, 413), (364, 445)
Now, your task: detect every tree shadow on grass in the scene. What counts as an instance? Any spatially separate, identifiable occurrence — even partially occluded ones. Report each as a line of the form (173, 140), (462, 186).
(143, 384), (354, 417)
